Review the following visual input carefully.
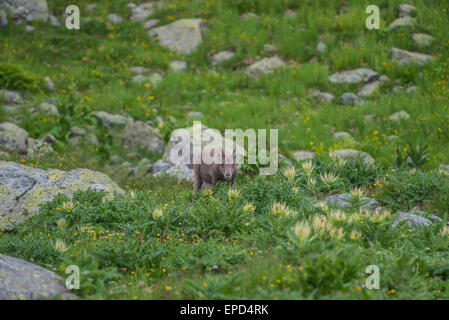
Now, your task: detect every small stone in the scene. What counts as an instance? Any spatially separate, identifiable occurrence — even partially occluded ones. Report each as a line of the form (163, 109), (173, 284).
(149, 73), (163, 87)
(129, 66), (147, 74)
(240, 13), (259, 21)
(187, 111), (203, 119)
(44, 76), (55, 91)
(293, 150), (316, 162)
(246, 56), (285, 78)
(313, 91), (335, 103)
(143, 19), (160, 29)
(388, 110), (410, 122)
(108, 13), (123, 24)
(388, 16), (415, 30)
(329, 149), (375, 165)
(169, 60), (187, 72)
(333, 131), (354, 141)
(412, 33), (434, 47)
(398, 4), (416, 18)
(329, 68), (378, 84)
(37, 102), (59, 116)
(316, 41), (327, 54)
(210, 50), (235, 66)
(358, 80), (380, 97)
(263, 44), (277, 53)
(340, 92), (363, 106)
(390, 47), (434, 65)
(25, 25), (34, 32)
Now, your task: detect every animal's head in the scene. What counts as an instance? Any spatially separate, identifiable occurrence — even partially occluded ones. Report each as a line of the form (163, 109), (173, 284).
(218, 149), (236, 180)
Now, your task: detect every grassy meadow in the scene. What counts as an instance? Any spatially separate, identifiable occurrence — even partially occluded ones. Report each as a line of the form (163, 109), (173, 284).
(1, 0), (449, 299)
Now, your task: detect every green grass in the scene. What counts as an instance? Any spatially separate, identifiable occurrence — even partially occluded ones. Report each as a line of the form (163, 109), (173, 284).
(1, 0), (449, 299)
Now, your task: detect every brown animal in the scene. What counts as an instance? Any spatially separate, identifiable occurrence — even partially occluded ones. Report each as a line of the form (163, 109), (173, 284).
(193, 147), (238, 193)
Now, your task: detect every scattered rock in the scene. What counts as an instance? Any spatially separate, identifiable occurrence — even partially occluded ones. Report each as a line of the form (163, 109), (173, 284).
(121, 121), (164, 155)
(169, 60), (187, 72)
(240, 12), (259, 21)
(143, 18), (160, 29)
(364, 114), (376, 123)
(26, 137), (53, 157)
(340, 92), (363, 106)
(329, 149), (375, 165)
(148, 19), (204, 54)
(154, 163), (194, 181)
(388, 16), (415, 30)
(263, 44), (277, 53)
(412, 33), (434, 47)
(324, 193), (379, 209)
(107, 13), (123, 24)
(333, 131), (354, 141)
(92, 111), (132, 128)
(0, 0), (49, 24)
(316, 41), (327, 54)
(379, 75), (391, 82)
(246, 56), (285, 78)
(357, 80), (380, 97)
(25, 25), (34, 32)
(0, 254), (77, 300)
(44, 76), (55, 91)
(388, 110), (410, 122)
(0, 122), (29, 154)
(398, 4), (416, 18)
(393, 213), (431, 228)
(390, 47), (434, 65)
(293, 150), (316, 162)
(48, 14), (60, 26)
(151, 160), (173, 174)
(37, 102), (59, 116)
(129, 66), (147, 74)
(149, 73), (163, 86)
(187, 111), (203, 119)
(210, 50), (235, 66)
(313, 90), (335, 103)
(129, 1), (163, 21)
(0, 90), (23, 104)
(387, 135), (400, 142)
(0, 161), (123, 231)
(0, 9), (7, 28)
(329, 68), (378, 84)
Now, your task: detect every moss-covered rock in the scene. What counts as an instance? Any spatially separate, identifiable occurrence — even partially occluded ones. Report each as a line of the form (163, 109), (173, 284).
(0, 161), (124, 231)
(0, 253), (76, 300)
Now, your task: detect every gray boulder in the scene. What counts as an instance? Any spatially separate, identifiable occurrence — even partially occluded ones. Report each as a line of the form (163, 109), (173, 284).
(313, 90), (335, 103)
(148, 19), (204, 54)
(293, 150), (316, 162)
(0, 161), (123, 231)
(246, 56), (285, 78)
(121, 121), (164, 155)
(0, 254), (77, 300)
(0, 0), (49, 24)
(329, 68), (378, 84)
(390, 47), (434, 65)
(0, 89), (23, 104)
(388, 16), (415, 30)
(358, 80), (380, 97)
(210, 50), (235, 66)
(398, 4), (416, 18)
(340, 92), (363, 106)
(169, 60), (187, 72)
(92, 111), (132, 128)
(324, 193), (379, 209)
(0, 122), (29, 154)
(329, 149), (375, 165)
(412, 33), (434, 47)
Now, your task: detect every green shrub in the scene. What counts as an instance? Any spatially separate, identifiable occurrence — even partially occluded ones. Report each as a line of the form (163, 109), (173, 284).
(0, 63), (43, 92)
